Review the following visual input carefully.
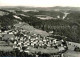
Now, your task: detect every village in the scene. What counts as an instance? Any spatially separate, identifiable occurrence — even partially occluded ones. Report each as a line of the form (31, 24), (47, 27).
(0, 22), (68, 57)
(0, 5), (80, 57)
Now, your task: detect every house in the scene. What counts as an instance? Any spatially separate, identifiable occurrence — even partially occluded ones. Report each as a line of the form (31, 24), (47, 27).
(58, 47), (65, 52)
(8, 32), (13, 34)
(49, 31), (54, 34)
(24, 51), (30, 53)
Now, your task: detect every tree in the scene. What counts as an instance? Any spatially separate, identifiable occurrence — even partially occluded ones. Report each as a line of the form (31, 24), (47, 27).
(74, 46), (80, 52)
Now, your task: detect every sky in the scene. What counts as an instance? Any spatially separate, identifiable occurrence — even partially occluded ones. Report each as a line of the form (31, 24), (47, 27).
(0, 0), (80, 7)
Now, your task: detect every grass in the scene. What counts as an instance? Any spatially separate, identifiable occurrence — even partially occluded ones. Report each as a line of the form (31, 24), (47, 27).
(0, 46), (13, 52)
(25, 47), (59, 54)
(0, 41), (13, 52)
(64, 50), (80, 57)
(0, 41), (8, 45)
(14, 22), (49, 37)
(63, 42), (80, 57)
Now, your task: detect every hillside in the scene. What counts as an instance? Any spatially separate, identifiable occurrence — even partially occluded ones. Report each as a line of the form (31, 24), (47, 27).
(16, 10), (80, 43)
(0, 7), (80, 57)
(0, 9), (49, 37)
(1, 7), (80, 43)
(63, 42), (80, 57)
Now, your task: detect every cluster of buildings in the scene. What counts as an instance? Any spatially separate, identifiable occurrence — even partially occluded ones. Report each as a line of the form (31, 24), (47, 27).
(0, 25), (68, 54)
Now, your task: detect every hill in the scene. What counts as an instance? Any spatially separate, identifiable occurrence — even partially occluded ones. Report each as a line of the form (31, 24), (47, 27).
(1, 7), (80, 43)
(15, 9), (80, 43)
(1, 6), (80, 11)
(0, 9), (49, 37)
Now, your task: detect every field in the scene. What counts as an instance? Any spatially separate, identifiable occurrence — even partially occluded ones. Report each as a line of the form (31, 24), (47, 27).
(64, 50), (80, 57)
(0, 46), (13, 52)
(64, 42), (80, 57)
(26, 47), (59, 54)
(0, 41), (13, 52)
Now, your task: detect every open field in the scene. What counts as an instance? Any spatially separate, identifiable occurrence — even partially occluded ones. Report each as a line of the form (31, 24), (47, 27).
(0, 41), (8, 46)
(0, 41), (13, 51)
(64, 42), (80, 57)
(26, 47), (59, 54)
(64, 50), (80, 57)
(0, 46), (13, 52)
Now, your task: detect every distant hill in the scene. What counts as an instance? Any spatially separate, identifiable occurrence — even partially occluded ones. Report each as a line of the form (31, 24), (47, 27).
(0, 6), (80, 11)
(0, 9), (18, 27)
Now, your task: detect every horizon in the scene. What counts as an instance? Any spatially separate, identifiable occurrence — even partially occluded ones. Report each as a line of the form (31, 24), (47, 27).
(0, 5), (80, 8)
(0, 0), (80, 7)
